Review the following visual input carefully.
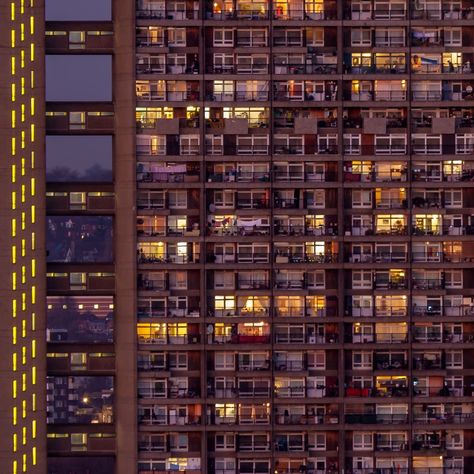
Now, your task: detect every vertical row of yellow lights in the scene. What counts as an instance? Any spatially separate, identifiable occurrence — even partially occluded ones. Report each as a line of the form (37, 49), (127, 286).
(10, 0), (37, 472)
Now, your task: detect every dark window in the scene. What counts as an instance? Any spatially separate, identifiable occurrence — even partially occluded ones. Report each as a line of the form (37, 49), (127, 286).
(46, 216), (114, 263)
(46, 135), (113, 182)
(47, 296), (113, 343)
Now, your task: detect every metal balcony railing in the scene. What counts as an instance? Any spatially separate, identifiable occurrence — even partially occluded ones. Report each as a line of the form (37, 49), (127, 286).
(345, 413), (408, 424)
(138, 253), (200, 264)
(274, 252), (338, 264)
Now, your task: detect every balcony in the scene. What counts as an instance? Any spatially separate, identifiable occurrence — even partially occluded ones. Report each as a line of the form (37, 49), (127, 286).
(375, 439), (408, 452)
(137, 307), (200, 318)
(272, 8), (337, 20)
(346, 333), (408, 344)
(136, 8), (199, 19)
(274, 333), (338, 344)
(413, 332), (474, 343)
(275, 385), (338, 398)
(206, 8), (269, 19)
(208, 225), (270, 237)
(413, 356), (444, 370)
(345, 65), (407, 75)
(274, 307), (336, 318)
(138, 413), (201, 426)
(275, 224), (338, 237)
(274, 170), (337, 182)
(345, 413), (408, 424)
(274, 252), (338, 264)
(207, 89), (270, 102)
(347, 252), (408, 263)
(137, 277), (168, 290)
(137, 224), (200, 237)
(412, 305), (474, 317)
(346, 226), (408, 237)
(237, 278), (270, 290)
(138, 253), (200, 264)
(412, 279), (444, 290)
(274, 63), (337, 75)
(275, 413), (339, 425)
(345, 385), (408, 398)
(348, 307), (407, 318)
(138, 387), (200, 399)
(137, 170), (201, 183)
(374, 357), (408, 371)
(137, 334), (201, 344)
(207, 171), (270, 183)
(345, 8), (407, 20)
(411, 8), (474, 20)
(274, 360), (306, 372)
(413, 413), (474, 424)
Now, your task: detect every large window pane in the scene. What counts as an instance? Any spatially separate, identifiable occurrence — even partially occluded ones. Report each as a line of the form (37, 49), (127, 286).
(46, 55), (112, 102)
(46, 376), (114, 424)
(46, 216), (114, 263)
(47, 296), (114, 343)
(46, 136), (113, 182)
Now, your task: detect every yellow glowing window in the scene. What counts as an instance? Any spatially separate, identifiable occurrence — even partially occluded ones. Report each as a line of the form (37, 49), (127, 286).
(167, 323), (187, 337)
(214, 295), (235, 312)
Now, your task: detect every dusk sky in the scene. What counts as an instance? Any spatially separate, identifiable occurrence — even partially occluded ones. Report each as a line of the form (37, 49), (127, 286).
(45, 0), (111, 21)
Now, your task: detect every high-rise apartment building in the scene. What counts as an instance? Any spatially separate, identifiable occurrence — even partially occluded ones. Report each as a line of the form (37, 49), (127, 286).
(2, 0), (474, 473)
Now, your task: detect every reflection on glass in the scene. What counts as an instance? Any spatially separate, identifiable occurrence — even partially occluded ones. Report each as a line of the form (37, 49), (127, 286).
(46, 216), (113, 263)
(47, 296), (113, 343)
(46, 376), (114, 424)
(47, 457), (115, 474)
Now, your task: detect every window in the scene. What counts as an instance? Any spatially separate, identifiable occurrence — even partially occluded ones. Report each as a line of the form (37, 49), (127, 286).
(239, 460), (270, 474)
(375, 134), (407, 154)
(213, 53), (234, 72)
(413, 134), (442, 154)
(168, 28), (186, 46)
(68, 111), (86, 130)
(215, 458), (236, 473)
(445, 189), (462, 208)
(215, 433), (236, 450)
(213, 80), (234, 101)
(69, 31), (86, 49)
(353, 351), (373, 369)
(446, 351), (463, 368)
(307, 351), (325, 369)
(46, 55), (112, 102)
(353, 433), (373, 450)
(215, 352), (235, 370)
(237, 29), (267, 47)
(351, 28), (371, 46)
(236, 54), (268, 74)
(456, 134), (474, 155)
(375, 28), (405, 46)
(168, 352), (187, 369)
(352, 190), (372, 208)
(180, 135), (200, 155)
(308, 433), (326, 450)
(70, 433), (87, 451)
(316, 134), (337, 154)
(237, 135), (269, 155)
(444, 27), (462, 46)
(214, 190), (235, 208)
(213, 28), (234, 46)
(344, 134), (361, 155)
(353, 270), (373, 289)
(46, 0), (111, 21)
(307, 27), (324, 46)
(445, 270), (462, 289)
